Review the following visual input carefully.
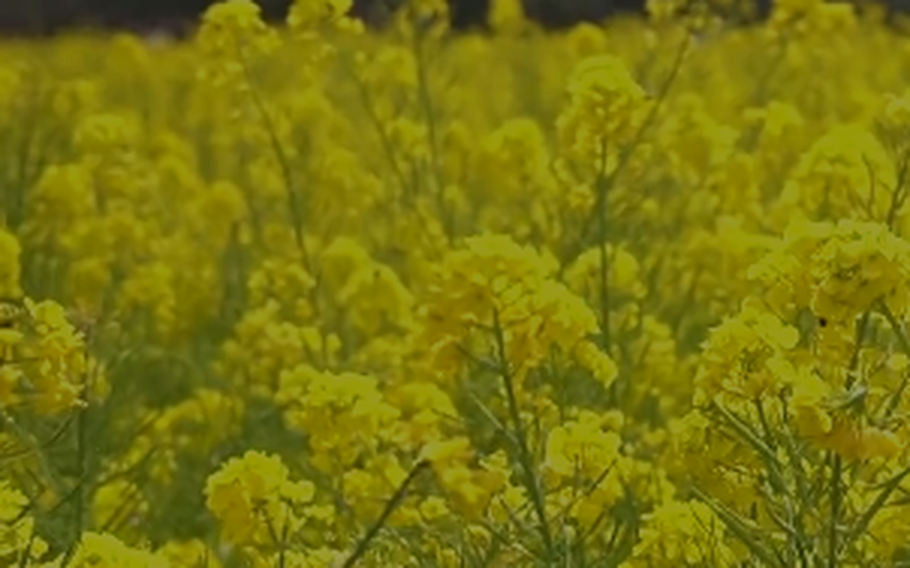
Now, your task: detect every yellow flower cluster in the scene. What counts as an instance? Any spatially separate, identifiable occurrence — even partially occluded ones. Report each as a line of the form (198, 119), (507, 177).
(204, 450), (317, 548)
(6, 0), (910, 565)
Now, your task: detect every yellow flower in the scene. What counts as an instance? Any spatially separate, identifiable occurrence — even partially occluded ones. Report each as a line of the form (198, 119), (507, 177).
(205, 450), (316, 546)
(695, 298), (800, 405)
(196, 0), (279, 84)
(91, 480), (148, 543)
(575, 340), (619, 387)
(276, 365), (400, 473)
(488, 0), (527, 32)
(336, 262), (415, 335)
(73, 113), (139, 155)
(0, 480), (50, 560)
(287, 0), (358, 32)
(419, 436), (473, 470)
(544, 412), (623, 481)
(557, 54), (650, 171)
(68, 532), (166, 568)
(156, 539), (223, 568)
(624, 500), (738, 567)
(790, 366), (833, 439)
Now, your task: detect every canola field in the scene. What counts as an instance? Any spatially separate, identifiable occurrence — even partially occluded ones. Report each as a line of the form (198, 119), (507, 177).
(6, 0), (910, 566)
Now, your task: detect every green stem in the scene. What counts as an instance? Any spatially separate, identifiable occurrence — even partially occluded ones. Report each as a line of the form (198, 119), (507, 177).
(348, 64), (415, 203)
(567, 29), (691, 265)
(341, 460), (429, 568)
(491, 308), (555, 559)
(595, 141), (612, 356)
(344, 55), (439, 246)
(877, 301), (910, 420)
(235, 43), (312, 272)
(73, 371), (91, 549)
(60, 405), (88, 567)
(828, 452), (842, 568)
(412, 32), (454, 243)
(886, 156), (909, 231)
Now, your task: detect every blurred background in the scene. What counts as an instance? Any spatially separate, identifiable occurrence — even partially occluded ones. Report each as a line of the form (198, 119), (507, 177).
(0, 0), (687, 35)
(0, 0), (904, 35)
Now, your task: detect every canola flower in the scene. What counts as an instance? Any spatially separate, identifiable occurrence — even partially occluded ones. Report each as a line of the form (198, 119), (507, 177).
(5, 0), (910, 565)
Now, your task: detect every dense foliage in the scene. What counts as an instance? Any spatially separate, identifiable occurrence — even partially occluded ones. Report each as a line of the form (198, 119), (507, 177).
(3, 0), (910, 566)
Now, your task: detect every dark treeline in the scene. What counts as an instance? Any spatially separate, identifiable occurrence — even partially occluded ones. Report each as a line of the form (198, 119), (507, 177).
(0, 0), (905, 35)
(0, 0), (690, 35)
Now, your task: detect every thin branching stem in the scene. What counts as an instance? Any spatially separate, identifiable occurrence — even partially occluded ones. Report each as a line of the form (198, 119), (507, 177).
(829, 452), (842, 568)
(412, 30), (454, 243)
(235, 43), (312, 272)
(569, 28), (691, 265)
(877, 301), (910, 420)
(491, 307), (555, 560)
(341, 460), (430, 568)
